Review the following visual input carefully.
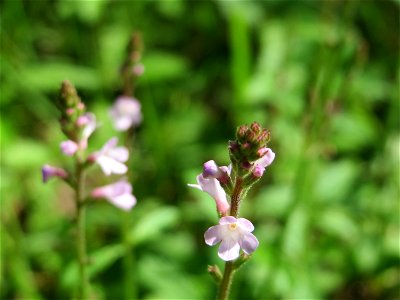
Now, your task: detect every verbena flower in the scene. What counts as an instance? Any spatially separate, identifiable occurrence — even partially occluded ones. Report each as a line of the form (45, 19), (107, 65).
(91, 179), (136, 211)
(202, 160), (231, 185)
(42, 164), (68, 183)
(90, 137), (129, 175)
(204, 216), (259, 261)
(252, 148), (275, 178)
(188, 173), (230, 215)
(110, 96), (142, 131)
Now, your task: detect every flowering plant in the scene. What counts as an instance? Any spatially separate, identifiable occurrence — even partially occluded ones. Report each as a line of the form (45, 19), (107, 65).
(189, 122), (275, 300)
(41, 80), (137, 299)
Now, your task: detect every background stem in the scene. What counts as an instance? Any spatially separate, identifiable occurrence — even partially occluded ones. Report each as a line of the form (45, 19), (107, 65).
(76, 162), (89, 299)
(122, 211), (136, 299)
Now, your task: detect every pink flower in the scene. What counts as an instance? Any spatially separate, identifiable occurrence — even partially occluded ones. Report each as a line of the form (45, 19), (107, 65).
(204, 216), (259, 261)
(60, 140), (79, 156)
(110, 96), (142, 131)
(188, 173), (230, 215)
(91, 180), (136, 211)
(252, 148), (275, 178)
(42, 164), (68, 183)
(202, 160), (231, 185)
(90, 137), (129, 176)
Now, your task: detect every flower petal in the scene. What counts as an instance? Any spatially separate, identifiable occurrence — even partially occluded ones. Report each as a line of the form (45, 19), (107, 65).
(219, 216), (237, 225)
(204, 225), (223, 246)
(237, 218), (254, 232)
(256, 148), (275, 168)
(96, 156), (128, 175)
(102, 137), (118, 152)
(108, 194), (137, 211)
(108, 147), (129, 162)
(218, 238), (241, 261)
(239, 232), (259, 255)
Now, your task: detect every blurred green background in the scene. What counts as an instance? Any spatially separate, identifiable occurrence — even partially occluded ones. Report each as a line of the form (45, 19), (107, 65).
(1, 1), (399, 299)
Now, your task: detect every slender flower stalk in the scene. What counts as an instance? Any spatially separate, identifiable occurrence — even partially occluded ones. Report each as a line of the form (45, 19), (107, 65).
(75, 160), (89, 299)
(189, 122), (275, 300)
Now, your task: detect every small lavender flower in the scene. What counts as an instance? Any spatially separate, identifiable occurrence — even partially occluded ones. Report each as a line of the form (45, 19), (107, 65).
(110, 96), (142, 131)
(204, 216), (259, 261)
(91, 180), (136, 211)
(90, 137), (129, 176)
(252, 148), (275, 177)
(188, 173), (230, 215)
(42, 164), (68, 183)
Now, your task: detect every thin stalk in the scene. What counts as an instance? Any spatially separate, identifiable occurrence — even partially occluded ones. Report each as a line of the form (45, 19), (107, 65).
(76, 162), (89, 299)
(217, 261), (235, 300)
(122, 211), (136, 299)
(229, 177), (243, 218)
(122, 127), (136, 299)
(217, 177), (243, 299)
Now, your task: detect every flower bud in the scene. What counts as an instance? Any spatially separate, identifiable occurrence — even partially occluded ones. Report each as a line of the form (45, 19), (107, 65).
(60, 140), (79, 156)
(42, 164), (68, 183)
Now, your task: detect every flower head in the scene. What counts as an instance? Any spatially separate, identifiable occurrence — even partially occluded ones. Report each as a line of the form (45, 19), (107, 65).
(90, 137), (129, 176)
(204, 216), (259, 261)
(91, 180), (136, 211)
(188, 173), (230, 215)
(42, 164), (68, 183)
(110, 96), (142, 131)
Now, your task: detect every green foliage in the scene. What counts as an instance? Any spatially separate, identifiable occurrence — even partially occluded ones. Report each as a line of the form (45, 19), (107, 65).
(1, 1), (398, 299)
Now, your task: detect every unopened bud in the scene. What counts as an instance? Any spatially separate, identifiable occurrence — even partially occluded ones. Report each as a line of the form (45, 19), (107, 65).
(42, 164), (68, 183)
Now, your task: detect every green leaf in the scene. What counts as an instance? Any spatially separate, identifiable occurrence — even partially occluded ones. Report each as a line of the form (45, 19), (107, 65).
(141, 52), (188, 83)
(129, 206), (180, 245)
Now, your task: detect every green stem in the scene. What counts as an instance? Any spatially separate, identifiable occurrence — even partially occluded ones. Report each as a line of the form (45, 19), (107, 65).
(122, 211), (136, 299)
(122, 128), (137, 299)
(76, 162), (89, 299)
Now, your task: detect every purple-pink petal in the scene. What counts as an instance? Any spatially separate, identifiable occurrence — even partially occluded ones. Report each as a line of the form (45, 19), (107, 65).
(238, 232), (259, 255)
(219, 216), (237, 225)
(109, 193), (137, 211)
(237, 218), (255, 232)
(218, 239), (241, 261)
(204, 225), (223, 246)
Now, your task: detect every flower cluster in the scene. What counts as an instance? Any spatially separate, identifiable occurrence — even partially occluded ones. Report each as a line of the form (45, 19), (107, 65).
(189, 122), (275, 261)
(42, 80), (137, 211)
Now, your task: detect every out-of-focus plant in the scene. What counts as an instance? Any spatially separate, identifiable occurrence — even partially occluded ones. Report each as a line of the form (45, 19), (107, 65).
(108, 31), (144, 300)
(41, 81), (136, 299)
